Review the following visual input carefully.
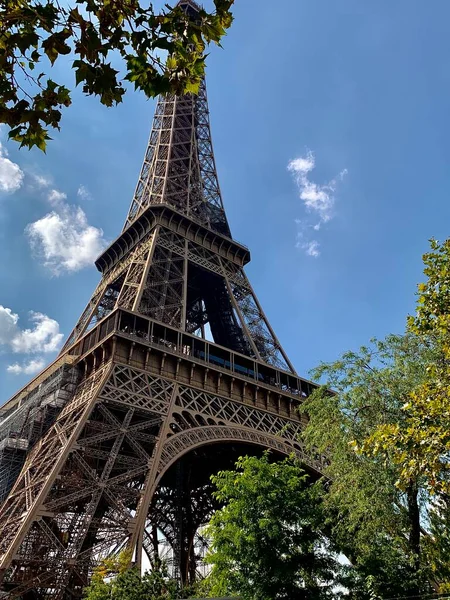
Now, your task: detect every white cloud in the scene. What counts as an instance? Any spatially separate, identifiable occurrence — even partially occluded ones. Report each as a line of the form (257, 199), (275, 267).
(47, 189), (67, 206)
(294, 223), (320, 258)
(7, 358), (46, 375)
(27, 204), (106, 275)
(300, 182), (334, 222)
(77, 185), (91, 201)
(10, 311), (63, 353)
(0, 143), (24, 193)
(288, 154), (315, 175)
(32, 174), (52, 188)
(0, 306), (63, 356)
(288, 150), (347, 257)
(303, 240), (320, 258)
(0, 306), (19, 345)
(288, 150), (346, 223)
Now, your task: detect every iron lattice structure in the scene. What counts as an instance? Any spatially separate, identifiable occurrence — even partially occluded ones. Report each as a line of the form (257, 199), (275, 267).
(0, 4), (323, 596)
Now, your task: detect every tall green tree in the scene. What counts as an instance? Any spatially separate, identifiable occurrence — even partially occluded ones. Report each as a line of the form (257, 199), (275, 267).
(366, 239), (450, 497)
(205, 453), (342, 600)
(0, 0), (233, 150)
(303, 334), (446, 596)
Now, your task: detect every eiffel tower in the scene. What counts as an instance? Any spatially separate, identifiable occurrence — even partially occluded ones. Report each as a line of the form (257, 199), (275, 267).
(0, 3), (323, 597)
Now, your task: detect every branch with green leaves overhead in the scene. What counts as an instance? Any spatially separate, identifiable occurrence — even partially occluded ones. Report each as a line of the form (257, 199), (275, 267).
(0, 0), (234, 151)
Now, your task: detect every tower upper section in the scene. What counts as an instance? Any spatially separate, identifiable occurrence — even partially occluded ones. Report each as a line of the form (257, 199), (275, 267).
(123, 0), (231, 236)
(123, 78), (231, 238)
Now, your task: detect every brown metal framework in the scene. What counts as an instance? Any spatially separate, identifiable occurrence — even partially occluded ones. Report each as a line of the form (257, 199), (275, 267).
(0, 9), (322, 595)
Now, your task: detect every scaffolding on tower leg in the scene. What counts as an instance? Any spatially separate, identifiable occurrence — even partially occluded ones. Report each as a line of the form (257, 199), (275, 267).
(0, 361), (80, 505)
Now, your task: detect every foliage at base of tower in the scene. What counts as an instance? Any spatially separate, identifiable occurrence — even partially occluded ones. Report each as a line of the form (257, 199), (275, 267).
(364, 239), (450, 498)
(0, 0), (234, 151)
(204, 453), (342, 600)
(303, 333), (450, 596)
(83, 554), (185, 600)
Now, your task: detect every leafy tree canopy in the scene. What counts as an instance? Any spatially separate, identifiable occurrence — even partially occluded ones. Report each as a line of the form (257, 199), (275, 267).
(0, 0), (233, 150)
(408, 238), (450, 336)
(205, 453), (342, 600)
(363, 240), (450, 505)
(364, 239), (450, 497)
(303, 333), (448, 596)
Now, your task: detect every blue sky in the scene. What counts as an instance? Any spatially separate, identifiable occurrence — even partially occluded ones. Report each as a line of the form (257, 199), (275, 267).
(1, 0), (450, 401)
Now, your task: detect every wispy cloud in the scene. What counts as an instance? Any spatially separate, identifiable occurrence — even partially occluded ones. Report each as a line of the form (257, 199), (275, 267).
(0, 143), (24, 193)
(7, 358), (46, 376)
(0, 306), (63, 357)
(303, 240), (321, 258)
(47, 189), (67, 206)
(77, 185), (91, 201)
(288, 150), (347, 258)
(294, 220), (321, 257)
(32, 174), (52, 188)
